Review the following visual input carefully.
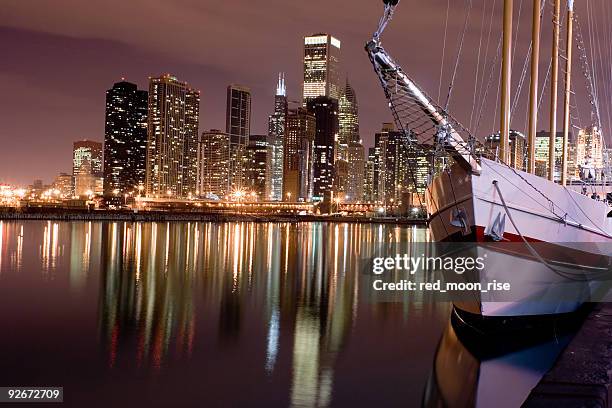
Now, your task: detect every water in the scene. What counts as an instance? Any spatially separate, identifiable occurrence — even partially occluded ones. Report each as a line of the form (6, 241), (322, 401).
(0, 221), (570, 407)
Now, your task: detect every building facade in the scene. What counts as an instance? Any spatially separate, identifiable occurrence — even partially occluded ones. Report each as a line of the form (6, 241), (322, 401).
(534, 131), (573, 182)
(266, 74), (287, 201)
(73, 140), (103, 196)
(338, 79), (364, 202)
(303, 34), (341, 105)
(283, 108), (316, 202)
(484, 130), (526, 171)
(307, 96), (338, 201)
(576, 126), (603, 181)
(226, 84), (252, 192)
(145, 74), (200, 198)
(103, 80), (148, 196)
(199, 130), (231, 199)
(247, 134), (268, 198)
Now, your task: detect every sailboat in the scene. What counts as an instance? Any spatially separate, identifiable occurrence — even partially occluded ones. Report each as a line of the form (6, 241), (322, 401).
(367, 0), (612, 319)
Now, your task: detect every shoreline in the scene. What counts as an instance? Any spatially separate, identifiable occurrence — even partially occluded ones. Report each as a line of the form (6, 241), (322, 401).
(0, 208), (428, 225)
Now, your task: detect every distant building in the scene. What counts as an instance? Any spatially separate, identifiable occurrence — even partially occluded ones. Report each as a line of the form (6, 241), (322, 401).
(266, 74), (287, 201)
(339, 79), (364, 202)
(283, 107), (316, 202)
(576, 126), (603, 181)
(73, 140), (103, 195)
(364, 148), (376, 202)
(247, 135), (268, 198)
(51, 173), (73, 197)
(307, 96), (338, 201)
(145, 74), (200, 198)
(103, 80), (148, 197)
(226, 84), (252, 192)
(484, 130), (526, 171)
(199, 130), (231, 199)
(374, 123), (430, 207)
(303, 34), (341, 105)
(534, 131), (574, 182)
(74, 160), (103, 196)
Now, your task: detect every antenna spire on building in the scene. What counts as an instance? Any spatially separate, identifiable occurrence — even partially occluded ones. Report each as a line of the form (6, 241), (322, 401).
(276, 72), (286, 96)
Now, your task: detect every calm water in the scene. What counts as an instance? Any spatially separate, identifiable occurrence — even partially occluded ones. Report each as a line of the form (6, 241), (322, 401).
(0, 221), (569, 407)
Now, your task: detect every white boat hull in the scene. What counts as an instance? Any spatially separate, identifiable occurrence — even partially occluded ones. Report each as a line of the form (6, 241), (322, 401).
(426, 158), (612, 318)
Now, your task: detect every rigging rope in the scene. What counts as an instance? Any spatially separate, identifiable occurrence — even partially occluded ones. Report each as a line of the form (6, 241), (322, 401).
(444, 0), (473, 111)
(437, 0), (451, 105)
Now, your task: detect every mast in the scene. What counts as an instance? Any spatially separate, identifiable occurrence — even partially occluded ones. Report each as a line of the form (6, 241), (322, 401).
(549, 0), (561, 181)
(527, 0), (541, 173)
(561, 0), (574, 186)
(500, 0), (513, 164)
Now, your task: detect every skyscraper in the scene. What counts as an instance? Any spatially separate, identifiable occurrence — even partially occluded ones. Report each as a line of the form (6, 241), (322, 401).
(266, 74), (287, 201)
(534, 131), (569, 181)
(364, 148), (376, 202)
(303, 34), (341, 105)
(484, 130), (526, 171)
(576, 126), (603, 180)
(226, 84), (252, 192)
(338, 79), (364, 202)
(145, 74), (200, 198)
(283, 108), (316, 202)
(103, 80), (148, 196)
(199, 130), (231, 199)
(73, 140), (103, 196)
(247, 134), (268, 198)
(307, 96), (338, 201)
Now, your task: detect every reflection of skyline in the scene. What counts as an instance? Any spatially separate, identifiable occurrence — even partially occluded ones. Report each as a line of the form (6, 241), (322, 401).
(0, 220), (449, 406)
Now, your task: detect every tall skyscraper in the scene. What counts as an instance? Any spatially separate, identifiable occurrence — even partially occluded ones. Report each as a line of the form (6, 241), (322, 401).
(73, 140), (103, 196)
(364, 148), (376, 202)
(307, 96), (338, 201)
(338, 79), (364, 202)
(247, 134), (268, 198)
(266, 74), (288, 201)
(303, 34), (341, 105)
(199, 130), (231, 199)
(103, 80), (148, 196)
(226, 84), (252, 192)
(145, 74), (200, 198)
(283, 108), (316, 202)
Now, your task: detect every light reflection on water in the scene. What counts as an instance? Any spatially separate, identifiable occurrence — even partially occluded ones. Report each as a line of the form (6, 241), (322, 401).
(0, 221), (568, 407)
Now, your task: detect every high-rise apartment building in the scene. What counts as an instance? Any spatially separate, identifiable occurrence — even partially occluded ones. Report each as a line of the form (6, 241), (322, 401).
(364, 148), (376, 202)
(247, 134), (268, 198)
(145, 74), (200, 198)
(303, 34), (341, 105)
(307, 96), (338, 201)
(199, 130), (231, 199)
(346, 143), (365, 202)
(283, 108), (316, 202)
(103, 80), (148, 196)
(534, 131), (573, 181)
(266, 74), (287, 201)
(226, 85), (252, 192)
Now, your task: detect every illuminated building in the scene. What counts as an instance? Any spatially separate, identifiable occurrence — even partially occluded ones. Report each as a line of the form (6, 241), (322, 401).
(145, 74), (200, 198)
(339, 79), (364, 202)
(364, 148), (376, 202)
(576, 126), (603, 181)
(266, 74), (287, 201)
(374, 123), (430, 206)
(199, 130), (231, 199)
(73, 140), (103, 195)
(103, 81), (148, 197)
(226, 84), (252, 191)
(534, 131), (574, 181)
(283, 108), (316, 202)
(484, 130), (526, 171)
(51, 173), (73, 197)
(303, 34), (341, 105)
(307, 96), (338, 201)
(247, 135), (268, 198)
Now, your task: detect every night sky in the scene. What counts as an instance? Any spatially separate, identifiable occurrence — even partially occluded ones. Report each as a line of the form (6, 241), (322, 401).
(1, 0), (610, 185)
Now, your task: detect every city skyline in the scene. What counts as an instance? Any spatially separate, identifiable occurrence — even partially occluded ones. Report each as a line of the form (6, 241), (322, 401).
(2, 0), (611, 184)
